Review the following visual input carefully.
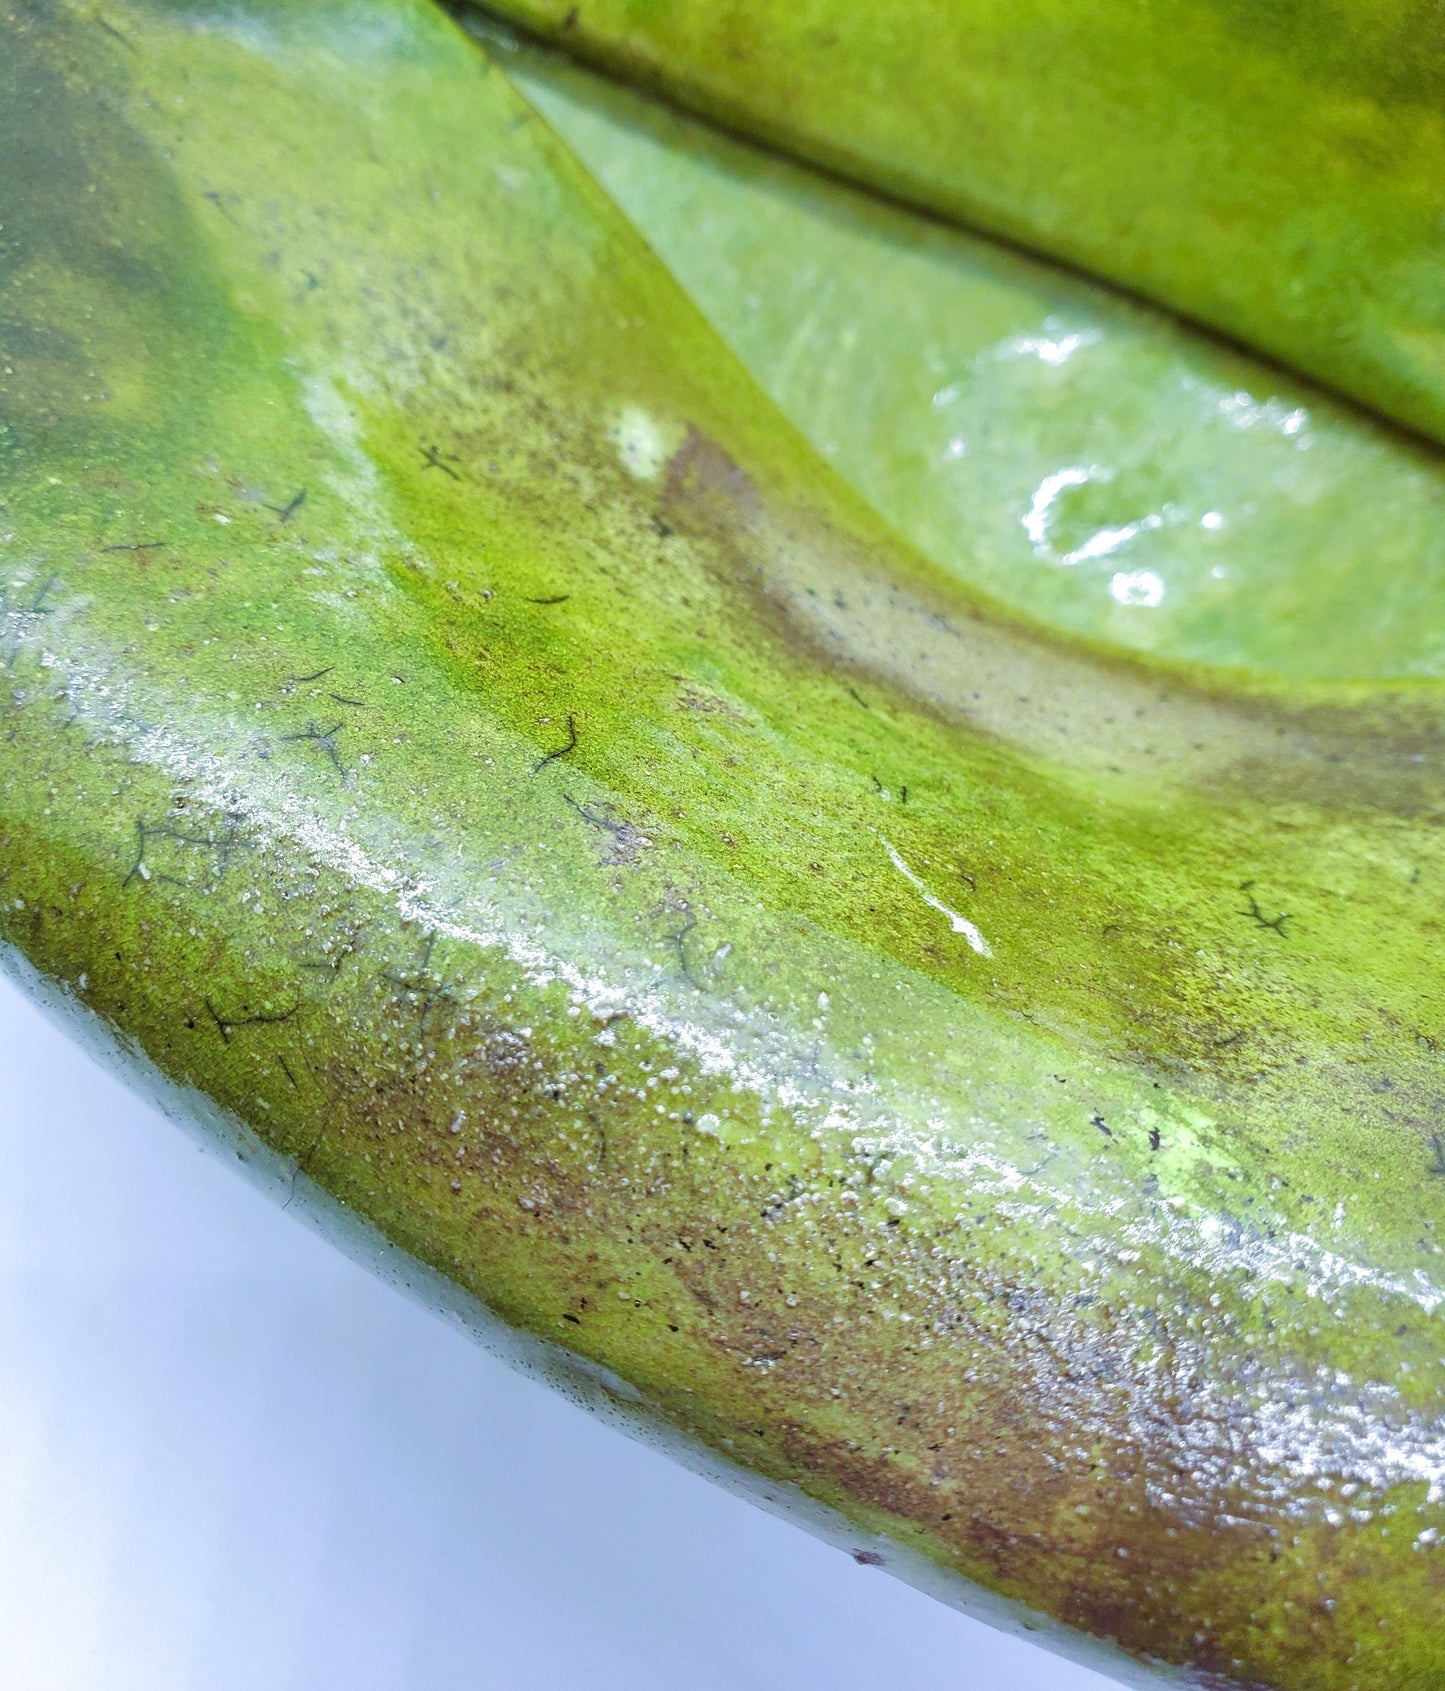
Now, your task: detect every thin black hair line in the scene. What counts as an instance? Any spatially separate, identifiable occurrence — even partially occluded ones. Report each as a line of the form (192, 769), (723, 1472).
(204, 995), (299, 1044)
(533, 713), (578, 774)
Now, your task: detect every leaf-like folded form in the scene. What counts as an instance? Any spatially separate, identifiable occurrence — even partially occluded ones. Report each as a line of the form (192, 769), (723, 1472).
(3, 5), (1444, 1688)
(494, 22), (1445, 686)
(474, 0), (1445, 449)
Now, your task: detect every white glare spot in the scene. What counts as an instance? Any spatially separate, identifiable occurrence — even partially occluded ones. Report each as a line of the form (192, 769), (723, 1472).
(609, 407), (670, 481)
(1109, 569), (1165, 608)
(1024, 468), (1189, 568)
(1216, 389), (1311, 444)
(945, 437), (968, 459)
(1063, 514), (1165, 565)
(1200, 510), (1225, 530)
(878, 835), (992, 957)
(1022, 465), (1108, 551)
(989, 325), (1103, 366)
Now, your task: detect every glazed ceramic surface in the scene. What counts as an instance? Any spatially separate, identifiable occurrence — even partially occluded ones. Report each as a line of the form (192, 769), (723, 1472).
(3, 5), (1444, 1686)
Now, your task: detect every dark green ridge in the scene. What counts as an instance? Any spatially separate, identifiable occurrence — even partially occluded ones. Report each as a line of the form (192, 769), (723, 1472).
(470, 0), (1445, 450)
(478, 19), (1445, 685)
(2, 5), (1445, 1687)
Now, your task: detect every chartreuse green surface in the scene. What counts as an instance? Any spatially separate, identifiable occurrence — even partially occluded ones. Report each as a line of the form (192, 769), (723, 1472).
(474, 0), (1445, 449)
(486, 21), (1445, 684)
(2, 4), (1445, 1687)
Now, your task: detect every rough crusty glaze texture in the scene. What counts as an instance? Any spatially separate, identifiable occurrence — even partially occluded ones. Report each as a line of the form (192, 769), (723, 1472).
(2, 3), (1445, 1686)
(475, 0), (1445, 449)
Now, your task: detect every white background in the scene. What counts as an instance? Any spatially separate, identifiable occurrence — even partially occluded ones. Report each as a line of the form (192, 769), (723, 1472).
(0, 969), (1115, 1690)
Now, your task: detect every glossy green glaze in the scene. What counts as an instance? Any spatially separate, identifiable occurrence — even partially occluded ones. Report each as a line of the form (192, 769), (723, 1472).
(490, 24), (1445, 684)
(473, 0), (1445, 450)
(3, 4), (1445, 1687)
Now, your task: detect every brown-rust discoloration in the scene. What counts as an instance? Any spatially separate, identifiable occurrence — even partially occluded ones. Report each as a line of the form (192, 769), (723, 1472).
(5, 7), (1445, 1687)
